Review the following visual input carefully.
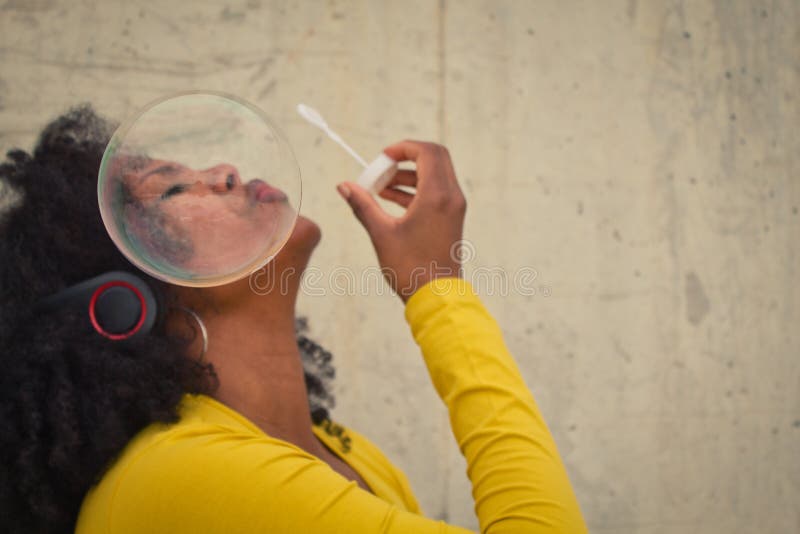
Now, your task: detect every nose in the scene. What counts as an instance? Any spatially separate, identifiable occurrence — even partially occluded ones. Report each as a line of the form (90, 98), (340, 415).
(205, 164), (242, 193)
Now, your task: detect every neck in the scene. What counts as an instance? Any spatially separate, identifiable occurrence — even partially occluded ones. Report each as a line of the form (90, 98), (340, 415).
(186, 280), (327, 457)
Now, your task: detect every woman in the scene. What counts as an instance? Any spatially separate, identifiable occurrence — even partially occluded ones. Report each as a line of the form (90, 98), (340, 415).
(0, 106), (587, 533)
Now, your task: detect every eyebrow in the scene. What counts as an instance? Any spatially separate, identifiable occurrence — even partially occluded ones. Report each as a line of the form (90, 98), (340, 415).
(137, 164), (180, 186)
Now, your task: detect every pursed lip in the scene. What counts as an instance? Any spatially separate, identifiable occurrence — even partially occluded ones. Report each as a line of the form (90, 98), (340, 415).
(247, 179), (288, 203)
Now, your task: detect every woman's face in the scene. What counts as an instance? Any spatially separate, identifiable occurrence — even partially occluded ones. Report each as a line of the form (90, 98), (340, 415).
(122, 159), (314, 278)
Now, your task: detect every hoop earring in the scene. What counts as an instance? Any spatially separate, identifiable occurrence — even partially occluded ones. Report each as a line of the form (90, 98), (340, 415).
(175, 307), (208, 362)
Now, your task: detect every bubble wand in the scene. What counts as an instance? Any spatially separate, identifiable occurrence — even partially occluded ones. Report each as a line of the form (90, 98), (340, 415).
(297, 103), (397, 194)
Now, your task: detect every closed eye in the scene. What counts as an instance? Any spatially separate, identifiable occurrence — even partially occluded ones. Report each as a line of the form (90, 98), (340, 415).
(160, 184), (187, 200)
(138, 164), (181, 186)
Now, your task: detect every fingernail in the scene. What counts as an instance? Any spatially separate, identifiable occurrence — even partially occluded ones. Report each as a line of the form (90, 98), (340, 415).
(336, 183), (351, 199)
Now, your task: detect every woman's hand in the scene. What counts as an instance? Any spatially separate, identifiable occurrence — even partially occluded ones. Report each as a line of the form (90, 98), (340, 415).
(336, 140), (467, 302)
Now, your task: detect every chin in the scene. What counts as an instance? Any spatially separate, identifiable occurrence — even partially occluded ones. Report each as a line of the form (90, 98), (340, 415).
(213, 216), (320, 301)
(291, 215), (322, 252)
(275, 215), (320, 271)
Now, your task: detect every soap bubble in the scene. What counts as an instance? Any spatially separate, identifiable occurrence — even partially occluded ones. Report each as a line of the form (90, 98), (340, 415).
(98, 92), (301, 287)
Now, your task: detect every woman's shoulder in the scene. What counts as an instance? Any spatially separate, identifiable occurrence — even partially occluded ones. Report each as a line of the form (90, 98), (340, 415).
(76, 393), (320, 532)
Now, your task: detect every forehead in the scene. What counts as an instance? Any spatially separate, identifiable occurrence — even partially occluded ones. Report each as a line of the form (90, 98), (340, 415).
(115, 154), (151, 175)
(130, 158), (182, 175)
(120, 158), (187, 188)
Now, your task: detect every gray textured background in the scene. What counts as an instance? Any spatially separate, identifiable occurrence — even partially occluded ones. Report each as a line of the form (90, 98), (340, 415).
(1, 1), (798, 532)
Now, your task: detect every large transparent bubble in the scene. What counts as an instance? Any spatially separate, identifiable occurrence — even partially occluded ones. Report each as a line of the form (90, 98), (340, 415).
(98, 92), (301, 287)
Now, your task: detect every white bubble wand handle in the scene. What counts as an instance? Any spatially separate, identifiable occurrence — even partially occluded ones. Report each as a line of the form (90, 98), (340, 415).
(296, 103), (397, 194)
(296, 104), (368, 167)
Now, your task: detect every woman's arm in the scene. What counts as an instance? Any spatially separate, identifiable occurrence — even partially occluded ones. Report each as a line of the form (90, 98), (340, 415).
(338, 140), (587, 532)
(405, 277), (588, 533)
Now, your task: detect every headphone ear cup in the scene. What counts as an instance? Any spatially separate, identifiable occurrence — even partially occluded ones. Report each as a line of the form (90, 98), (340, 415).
(89, 280), (151, 340)
(93, 285), (142, 334)
(38, 271), (159, 341)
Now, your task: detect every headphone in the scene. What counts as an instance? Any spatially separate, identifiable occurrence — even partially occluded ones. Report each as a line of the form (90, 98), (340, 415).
(37, 271), (159, 341)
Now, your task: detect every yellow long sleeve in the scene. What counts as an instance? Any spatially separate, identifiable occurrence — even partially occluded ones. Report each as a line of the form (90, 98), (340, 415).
(405, 278), (587, 533)
(76, 278), (586, 533)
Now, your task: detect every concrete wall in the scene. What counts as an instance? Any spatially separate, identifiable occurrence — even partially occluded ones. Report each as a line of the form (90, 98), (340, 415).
(1, 1), (797, 532)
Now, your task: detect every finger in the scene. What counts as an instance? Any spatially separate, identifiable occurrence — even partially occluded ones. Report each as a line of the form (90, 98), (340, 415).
(378, 186), (415, 209)
(336, 181), (391, 236)
(386, 170), (417, 189)
(384, 141), (455, 196)
(383, 140), (424, 163)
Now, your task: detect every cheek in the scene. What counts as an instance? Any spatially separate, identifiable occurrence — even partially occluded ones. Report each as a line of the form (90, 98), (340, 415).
(155, 201), (244, 270)
(156, 196), (300, 275)
(250, 201), (305, 249)
(189, 204), (295, 268)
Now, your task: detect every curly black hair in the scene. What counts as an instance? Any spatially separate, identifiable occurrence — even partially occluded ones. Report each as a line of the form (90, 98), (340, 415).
(0, 106), (335, 533)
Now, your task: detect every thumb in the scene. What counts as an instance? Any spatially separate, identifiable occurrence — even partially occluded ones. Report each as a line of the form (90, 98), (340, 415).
(337, 181), (389, 236)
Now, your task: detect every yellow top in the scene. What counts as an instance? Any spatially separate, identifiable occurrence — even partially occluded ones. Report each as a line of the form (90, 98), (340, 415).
(76, 278), (587, 533)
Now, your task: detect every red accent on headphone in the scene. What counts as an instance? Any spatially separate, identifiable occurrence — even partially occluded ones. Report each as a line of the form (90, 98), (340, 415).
(88, 280), (147, 340)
